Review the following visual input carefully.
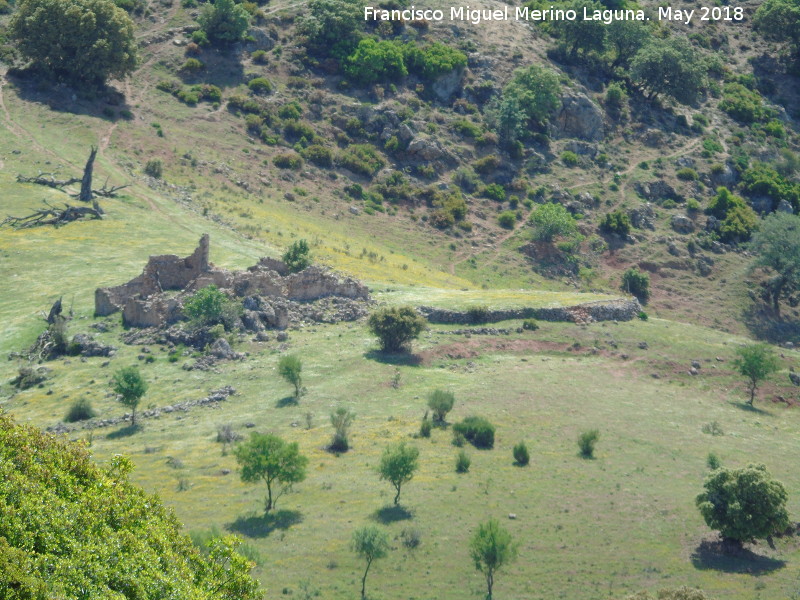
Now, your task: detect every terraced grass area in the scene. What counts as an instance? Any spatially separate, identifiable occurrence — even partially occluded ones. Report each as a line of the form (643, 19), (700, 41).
(4, 314), (799, 600)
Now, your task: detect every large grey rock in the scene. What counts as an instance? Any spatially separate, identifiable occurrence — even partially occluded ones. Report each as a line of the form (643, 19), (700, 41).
(407, 136), (455, 163)
(671, 215), (695, 234)
(209, 338), (242, 360)
(777, 199), (794, 214)
(431, 67), (465, 102)
(635, 180), (683, 203)
(552, 92), (604, 141)
(710, 163), (738, 187)
(628, 203), (656, 230)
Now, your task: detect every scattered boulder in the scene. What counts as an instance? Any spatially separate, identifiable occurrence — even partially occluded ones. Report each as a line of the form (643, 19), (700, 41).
(552, 92), (604, 141)
(790, 373), (800, 387)
(431, 67), (465, 102)
(209, 338), (243, 361)
(671, 215), (695, 234)
(628, 203), (656, 230)
(635, 180), (683, 203)
(69, 333), (116, 357)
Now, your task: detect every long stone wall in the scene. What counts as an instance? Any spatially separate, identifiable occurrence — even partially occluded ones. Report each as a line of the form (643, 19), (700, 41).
(417, 299), (642, 325)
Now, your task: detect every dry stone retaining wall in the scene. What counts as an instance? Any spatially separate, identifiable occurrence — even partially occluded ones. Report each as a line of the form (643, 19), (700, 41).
(417, 299), (642, 325)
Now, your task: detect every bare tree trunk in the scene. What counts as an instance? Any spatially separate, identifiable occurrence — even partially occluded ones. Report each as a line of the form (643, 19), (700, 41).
(79, 146), (98, 203)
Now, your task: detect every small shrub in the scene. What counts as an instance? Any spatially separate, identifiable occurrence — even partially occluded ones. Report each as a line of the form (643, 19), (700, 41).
(578, 429), (599, 458)
(706, 452), (721, 470)
(65, 398), (97, 423)
(367, 306), (427, 353)
(273, 153), (303, 169)
(482, 183), (506, 202)
(330, 407), (355, 452)
(180, 58), (205, 73)
(144, 159), (163, 178)
(248, 77), (272, 95)
(686, 198), (701, 213)
(283, 239), (312, 273)
(400, 527), (421, 549)
(301, 145), (333, 168)
(513, 442), (529, 466)
(676, 167), (698, 181)
(419, 416), (432, 438)
(599, 211), (631, 236)
(452, 431), (466, 447)
(251, 49), (268, 64)
(561, 151), (579, 167)
(473, 154), (500, 174)
(455, 449), (471, 473)
(337, 144), (385, 177)
(621, 268), (650, 303)
(427, 389), (455, 424)
(497, 211), (516, 229)
(701, 421), (724, 436)
(522, 319), (539, 331)
(453, 416), (495, 449)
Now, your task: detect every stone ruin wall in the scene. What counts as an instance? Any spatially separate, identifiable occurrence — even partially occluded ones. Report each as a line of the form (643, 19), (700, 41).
(94, 235), (370, 328)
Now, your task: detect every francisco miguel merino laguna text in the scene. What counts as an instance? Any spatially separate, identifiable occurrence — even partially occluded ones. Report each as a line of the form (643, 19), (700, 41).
(364, 5), (650, 25)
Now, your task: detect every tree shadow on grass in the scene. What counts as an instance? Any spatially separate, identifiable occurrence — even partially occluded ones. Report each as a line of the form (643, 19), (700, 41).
(742, 305), (800, 345)
(371, 505), (413, 524)
(729, 401), (772, 416)
(106, 424), (141, 439)
(691, 539), (786, 575)
(276, 396), (298, 408)
(227, 509), (302, 539)
(363, 350), (422, 367)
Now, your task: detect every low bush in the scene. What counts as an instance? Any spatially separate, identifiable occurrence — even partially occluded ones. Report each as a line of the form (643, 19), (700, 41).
(65, 398), (97, 423)
(599, 211), (631, 236)
(273, 153), (303, 169)
(144, 159), (163, 178)
(180, 58), (205, 73)
(513, 442), (529, 466)
(455, 450), (471, 473)
(453, 416), (495, 449)
(248, 77), (272, 95)
(621, 267), (650, 303)
(301, 145), (333, 168)
(578, 429), (599, 458)
(676, 168), (698, 181)
(497, 211), (516, 229)
(561, 151), (579, 167)
(521, 319), (539, 331)
(337, 144), (385, 177)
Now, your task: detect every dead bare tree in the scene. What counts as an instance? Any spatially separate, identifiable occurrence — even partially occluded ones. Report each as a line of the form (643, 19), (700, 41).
(16, 146), (127, 200)
(1, 200), (103, 229)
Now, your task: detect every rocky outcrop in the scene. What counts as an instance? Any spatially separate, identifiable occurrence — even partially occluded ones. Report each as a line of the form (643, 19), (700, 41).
(69, 334), (116, 357)
(671, 215), (695, 234)
(431, 67), (465, 102)
(552, 92), (604, 141)
(418, 299), (642, 325)
(95, 235), (371, 329)
(628, 203), (656, 230)
(406, 135), (456, 163)
(635, 180), (683, 203)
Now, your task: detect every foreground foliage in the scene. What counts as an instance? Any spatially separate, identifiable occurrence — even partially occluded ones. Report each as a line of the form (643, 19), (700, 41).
(0, 414), (261, 599)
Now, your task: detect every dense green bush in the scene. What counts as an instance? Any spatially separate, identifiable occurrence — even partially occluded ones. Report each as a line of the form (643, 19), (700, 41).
(427, 389), (455, 424)
(301, 145), (333, 167)
(183, 284), (241, 330)
(283, 239), (312, 273)
(455, 449), (471, 473)
(65, 398), (97, 422)
(344, 38), (407, 84)
(522, 318), (539, 331)
(404, 41), (467, 80)
(10, 0), (138, 85)
(144, 159), (163, 178)
(453, 416), (495, 449)
(740, 163), (800, 212)
(296, 0), (363, 58)
(473, 154), (501, 174)
(498, 211), (517, 229)
(482, 183), (506, 202)
(599, 210), (632, 236)
(251, 49), (268, 63)
(198, 0), (250, 45)
(337, 144), (385, 177)
(0, 415), (260, 598)
(676, 167), (698, 181)
(630, 37), (707, 104)
(248, 77), (272, 95)
(621, 267), (650, 303)
(720, 82), (769, 124)
(706, 187), (758, 243)
(367, 306), (427, 352)
(513, 442), (530, 466)
(273, 153), (303, 169)
(530, 203), (579, 243)
(561, 151), (579, 167)
(578, 429), (599, 458)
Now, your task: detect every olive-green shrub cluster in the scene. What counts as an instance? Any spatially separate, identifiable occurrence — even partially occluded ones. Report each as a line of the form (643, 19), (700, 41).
(0, 414), (261, 599)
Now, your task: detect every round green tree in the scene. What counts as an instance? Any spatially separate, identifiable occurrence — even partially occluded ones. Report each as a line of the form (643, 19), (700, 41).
(112, 365), (147, 426)
(470, 518), (518, 600)
(367, 306), (427, 353)
(378, 441), (419, 505)
(198, 0), (250, 45)
(351, 525), (389, 600)
(10, 0), (138, 85)
(282, 239), (312, 273)
(732, 344), (780, 405)
(695, 463), (789, 550)
(234, 432), (308, 512)
(278, 354), (303, 400)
